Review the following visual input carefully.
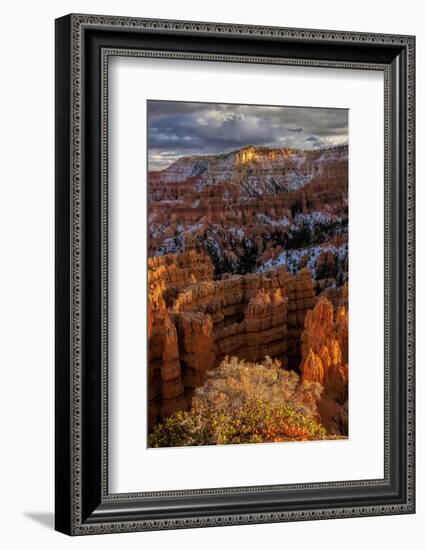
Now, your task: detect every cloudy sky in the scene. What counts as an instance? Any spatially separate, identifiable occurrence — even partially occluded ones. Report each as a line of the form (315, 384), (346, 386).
(147, 100), (348, 171)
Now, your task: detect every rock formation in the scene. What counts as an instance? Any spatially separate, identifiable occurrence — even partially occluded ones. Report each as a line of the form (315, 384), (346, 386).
(147, 144), (349, 435)
(148, 251), (213, 307)
(174, 312), (216, 399)
(148, 252), (317, 429)
(148, 144), (348, 286)
(299, 297), (349, 434)
(148, 299), (187, 429)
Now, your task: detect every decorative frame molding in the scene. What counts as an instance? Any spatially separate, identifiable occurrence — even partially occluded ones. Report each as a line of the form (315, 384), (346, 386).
(55, 13), (415, 535)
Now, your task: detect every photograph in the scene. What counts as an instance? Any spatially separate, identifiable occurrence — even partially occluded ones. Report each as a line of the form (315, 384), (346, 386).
(147, 100), (349, 447)
(50, 7), (415, 539)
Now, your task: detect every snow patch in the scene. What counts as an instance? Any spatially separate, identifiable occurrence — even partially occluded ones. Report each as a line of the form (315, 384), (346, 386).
(293, 211), (342, 231)
(287, 171), (312, 191)
(256, 214), (291, 227)
(258, 243), (348, 280)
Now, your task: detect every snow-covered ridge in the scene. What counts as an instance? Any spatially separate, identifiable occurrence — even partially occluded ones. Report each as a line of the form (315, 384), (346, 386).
(256, 214), (291, 227)
(287, 171), (313, 191)
(152, 144), (348, 198)
(258, 243), (348, 280)
(292, 211), (342, 231)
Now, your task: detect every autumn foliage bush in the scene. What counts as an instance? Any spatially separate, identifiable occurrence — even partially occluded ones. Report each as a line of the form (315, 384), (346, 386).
(148, 356), (327, 447)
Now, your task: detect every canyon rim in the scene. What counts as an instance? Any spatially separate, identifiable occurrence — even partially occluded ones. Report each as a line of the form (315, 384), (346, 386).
(147, 100), (349, 448)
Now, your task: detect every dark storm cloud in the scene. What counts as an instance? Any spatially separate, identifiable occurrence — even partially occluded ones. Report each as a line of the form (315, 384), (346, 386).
(147, 100), (348, 170)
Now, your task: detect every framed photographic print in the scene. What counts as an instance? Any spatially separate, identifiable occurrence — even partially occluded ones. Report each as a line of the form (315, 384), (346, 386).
(55, 14), (415, 535)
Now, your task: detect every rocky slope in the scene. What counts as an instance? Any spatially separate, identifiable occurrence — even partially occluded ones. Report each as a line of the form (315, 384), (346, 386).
(299, 297), (349, 434)
(148, 252), (319, 429)
(147, 144), (349, 435)
(148, 144), (348, 289)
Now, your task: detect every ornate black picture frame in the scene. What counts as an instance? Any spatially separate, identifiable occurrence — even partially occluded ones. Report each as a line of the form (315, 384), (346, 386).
(55, 13), (415, 535)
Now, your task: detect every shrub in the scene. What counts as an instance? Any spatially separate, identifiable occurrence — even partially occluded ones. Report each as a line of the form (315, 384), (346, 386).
(148, 356), (326, 447)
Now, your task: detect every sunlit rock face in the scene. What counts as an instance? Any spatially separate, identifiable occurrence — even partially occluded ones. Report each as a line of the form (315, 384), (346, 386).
(153, 144), (347, 195)
(147, 252), (320, 429)
(147, 144), (349, 435)
(299, 297), (349, 435)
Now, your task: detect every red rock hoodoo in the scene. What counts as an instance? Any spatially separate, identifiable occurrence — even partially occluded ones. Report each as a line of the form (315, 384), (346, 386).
(299, 297), (349, 434)
(147, 144), (349, 434)
(148, 252), (319, 429)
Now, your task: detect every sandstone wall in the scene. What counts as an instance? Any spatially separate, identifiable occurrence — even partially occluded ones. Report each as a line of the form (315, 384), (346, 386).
(299, 296), (349, 435)
(148, 252), (317, 429)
